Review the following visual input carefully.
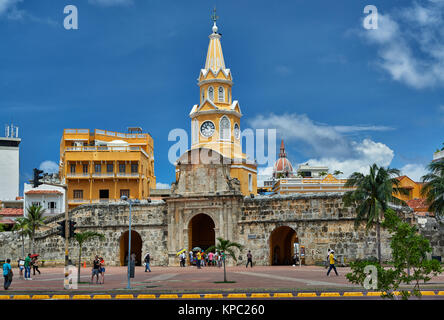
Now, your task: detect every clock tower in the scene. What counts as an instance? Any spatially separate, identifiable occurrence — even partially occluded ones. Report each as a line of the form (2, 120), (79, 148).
(187, 15), (257, 196)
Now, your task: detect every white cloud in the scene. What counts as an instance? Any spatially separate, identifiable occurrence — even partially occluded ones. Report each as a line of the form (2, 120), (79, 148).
(400, 163), (428, 182)
(358, 1), (444, 89)
(156, 182), (170, 189)
(0, 0), (23, 19)
(88, 0), (133, 6)
(249, 113), (395, 179)
(39, 160), (59, 174)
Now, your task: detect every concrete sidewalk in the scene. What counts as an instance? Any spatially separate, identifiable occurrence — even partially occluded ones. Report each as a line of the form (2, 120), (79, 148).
(4, 265), (444, 294)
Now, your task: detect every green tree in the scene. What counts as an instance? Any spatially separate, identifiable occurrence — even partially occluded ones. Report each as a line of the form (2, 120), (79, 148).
(12, 217), (30, 258)
(74, 231), (105, 283)
(206, 237), (243, 282)
(421, 159), (444, 217)
(23, 204), (46, 253)
(343, 164), (408, 263)
(346, 209), (442, 300)
(319, 171), (328, 177)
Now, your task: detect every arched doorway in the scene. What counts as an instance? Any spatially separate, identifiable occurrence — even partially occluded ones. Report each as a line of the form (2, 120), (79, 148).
(188, 214), (215, 252)
(269, 226), (298, 265)
(119, 230), (143, 266)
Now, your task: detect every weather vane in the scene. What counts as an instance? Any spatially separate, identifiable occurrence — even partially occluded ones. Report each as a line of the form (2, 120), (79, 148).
(211, 7), (218, 23)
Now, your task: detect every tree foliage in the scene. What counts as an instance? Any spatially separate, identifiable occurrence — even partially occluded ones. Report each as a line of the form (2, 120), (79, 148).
(421, 159), (444, 218)
(206, 237), (243, 282)
(346, 209), (442, 300)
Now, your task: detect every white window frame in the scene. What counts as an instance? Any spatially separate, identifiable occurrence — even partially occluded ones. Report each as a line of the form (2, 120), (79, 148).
(208, 86), (214, 101)
(218, 86), (225, 102)
(219, 116), (231, 141)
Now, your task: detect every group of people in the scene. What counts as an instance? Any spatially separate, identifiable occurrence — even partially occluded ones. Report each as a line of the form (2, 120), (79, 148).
(18, 254), (40, 280)
(183, 250), (225, 268)
(91, 255), (106, 284)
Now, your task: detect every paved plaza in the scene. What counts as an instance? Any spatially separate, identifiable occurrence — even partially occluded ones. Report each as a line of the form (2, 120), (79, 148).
(4, 265), (444, 295)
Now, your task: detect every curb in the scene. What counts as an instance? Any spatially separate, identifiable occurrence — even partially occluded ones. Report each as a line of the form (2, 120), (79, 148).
(0, 291), (440, 300)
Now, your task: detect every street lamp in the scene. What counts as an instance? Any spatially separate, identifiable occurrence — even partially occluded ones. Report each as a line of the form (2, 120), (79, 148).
(121, 195), (132, 289)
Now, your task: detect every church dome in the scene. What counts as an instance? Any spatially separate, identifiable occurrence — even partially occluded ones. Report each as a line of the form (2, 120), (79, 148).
(273, 140), (294, 178)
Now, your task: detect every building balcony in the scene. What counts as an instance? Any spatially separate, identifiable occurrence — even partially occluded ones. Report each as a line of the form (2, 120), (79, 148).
(67, 173), (90, 179)
(68, 199), (89, 204)
(92, 173), (115, 178)
(64, 145), (150, 158)
(116, 173), (140, 178)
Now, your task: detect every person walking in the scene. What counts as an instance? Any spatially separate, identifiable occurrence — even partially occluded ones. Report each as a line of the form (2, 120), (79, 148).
(3, 259), (12, 290)
(326, 249), (331, 269)
(326, 250), (339, 276)
(17, 258), (24, 279)
(144, 252), (151, 272)
(32, 257), (41, 276)
(208, 251), (214, 267)
(246, 250), (253, 268)
(189, 251), (193, 266)
(181, 252), (186, 267)
(99, 257), (106, 284)
(24, 254), (32, 280)
(91, 256), (101, 284)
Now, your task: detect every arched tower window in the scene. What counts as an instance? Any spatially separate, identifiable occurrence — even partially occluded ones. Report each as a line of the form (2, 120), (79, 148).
(219, 116), (231, 140)
(218, 86), (225, 102)
(208, 86), (214, 101)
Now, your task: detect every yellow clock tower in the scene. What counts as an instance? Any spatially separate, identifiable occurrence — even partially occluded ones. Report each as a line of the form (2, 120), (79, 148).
(188, 16), (257, 195)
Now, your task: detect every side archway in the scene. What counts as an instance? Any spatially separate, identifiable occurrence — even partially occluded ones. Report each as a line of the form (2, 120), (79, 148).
(269, 226), (298, 265)
(119, 230), (143, 266)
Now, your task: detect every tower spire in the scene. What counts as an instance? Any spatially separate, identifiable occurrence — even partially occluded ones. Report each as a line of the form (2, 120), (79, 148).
(279, 139), (287, 158)
(204, 7), (226, 71)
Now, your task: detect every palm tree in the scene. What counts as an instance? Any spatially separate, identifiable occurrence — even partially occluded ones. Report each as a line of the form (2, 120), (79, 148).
(333, 170), (344, 176)
(343, 164), (408, 263)
(74, 231), (105, 283)
(12, 217), (30, 258)
(319, 171), (328, 177)
(421, 159), (444, 218)
(206, 237), (243, 282)
(23, 204), (46, 253)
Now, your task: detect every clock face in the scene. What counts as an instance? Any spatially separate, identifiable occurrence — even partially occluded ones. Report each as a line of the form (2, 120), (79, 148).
(234, 123), (240, 139)
(200, 121), (215, 138)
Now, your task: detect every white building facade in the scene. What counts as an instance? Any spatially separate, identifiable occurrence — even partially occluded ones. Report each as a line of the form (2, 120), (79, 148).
(0, 124), (21, 201)
(24, 183), (66, 217)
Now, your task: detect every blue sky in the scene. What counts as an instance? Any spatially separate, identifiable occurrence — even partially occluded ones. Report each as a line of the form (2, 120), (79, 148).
(0, 0), (443, 193)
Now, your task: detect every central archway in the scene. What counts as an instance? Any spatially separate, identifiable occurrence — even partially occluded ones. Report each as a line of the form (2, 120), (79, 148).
(269, 226), (298, 265)
(119, 230), (143, 266)
(188, 214), (215, 252)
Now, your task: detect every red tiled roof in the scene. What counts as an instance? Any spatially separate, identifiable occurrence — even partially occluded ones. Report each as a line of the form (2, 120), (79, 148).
(25, 190), (63, 195)
(15, 197), (23, 200)
(0, 208), (23, 216)
(0, 218), (15, 225)
(406, 198), (428, 210)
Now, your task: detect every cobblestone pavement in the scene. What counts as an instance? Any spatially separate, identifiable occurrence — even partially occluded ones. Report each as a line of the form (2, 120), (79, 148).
(4, 265), (444, 294)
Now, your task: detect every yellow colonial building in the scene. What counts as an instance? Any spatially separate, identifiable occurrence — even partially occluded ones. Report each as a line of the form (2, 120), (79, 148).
(184, 20), (257, 196)
(60, 128), (155, 208)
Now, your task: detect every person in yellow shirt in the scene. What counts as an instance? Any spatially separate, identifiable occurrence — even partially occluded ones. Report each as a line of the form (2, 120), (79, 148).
(327, 250), (338, 276)
(196, 251), (202, 269)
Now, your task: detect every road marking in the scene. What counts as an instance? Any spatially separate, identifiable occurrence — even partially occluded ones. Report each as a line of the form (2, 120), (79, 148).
(297, 293), (317, 297)
(13, 295), (30, 300)
(251, 293), (271, 298)
(159, 294), (179, 299)
(320, 292), (341, 297)
(438, 291), (444, 296)
(137, 294), (156, 299)
(182, 294), (201, 299)
(0, 295), (10, 300)
(421, 291), (435, 296)
(273, 293), (293, 298)
(236, 271), (349, 287)
(115, 294), (134, 299)
(93, 295), (112, 299)
(227, 293), (247, 298)
(204, 294), (223, 299)
(366, 292), (382, 296)
(343, 292), (364, 297)
(32, 295), (50, 300)
(73, 295), (91, 299)
(52, 295), (70, 299)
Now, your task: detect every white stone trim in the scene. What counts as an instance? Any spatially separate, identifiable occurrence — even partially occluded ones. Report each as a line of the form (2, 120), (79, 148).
(230, 165), (257, 174)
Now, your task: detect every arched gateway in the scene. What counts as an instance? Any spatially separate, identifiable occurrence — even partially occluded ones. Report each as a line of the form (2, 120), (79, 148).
(119, 230), (143, 266)
(188, 214), (215, 252)
(269, 226), (298, 265)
